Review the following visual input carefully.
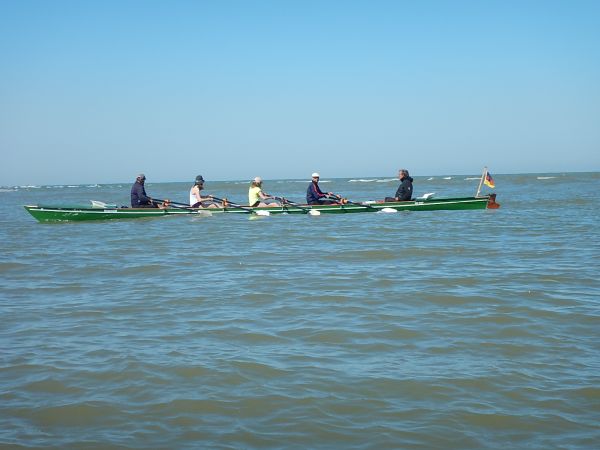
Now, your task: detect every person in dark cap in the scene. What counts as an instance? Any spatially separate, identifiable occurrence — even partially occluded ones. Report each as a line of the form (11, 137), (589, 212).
(189, 175), (222, 208)
(385, 169), (414, 202)
(130, 173), (157, 208)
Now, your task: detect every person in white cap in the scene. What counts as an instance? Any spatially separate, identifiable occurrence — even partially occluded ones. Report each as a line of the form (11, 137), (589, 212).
(306, 172), (337, 205)
(248, 177), (280, 207)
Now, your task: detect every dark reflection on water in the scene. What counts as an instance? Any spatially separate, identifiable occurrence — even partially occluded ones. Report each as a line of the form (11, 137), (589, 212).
(1, 173), (599, 449)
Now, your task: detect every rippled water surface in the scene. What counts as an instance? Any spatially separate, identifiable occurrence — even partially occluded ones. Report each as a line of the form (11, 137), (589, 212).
(1, 173), (599, 449)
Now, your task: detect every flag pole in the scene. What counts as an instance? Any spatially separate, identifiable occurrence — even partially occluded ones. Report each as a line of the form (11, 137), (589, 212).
(476, 167), (487, 197)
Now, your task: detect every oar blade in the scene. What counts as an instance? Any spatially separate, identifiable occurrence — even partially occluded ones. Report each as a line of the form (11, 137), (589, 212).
(91, 200), (116, 208)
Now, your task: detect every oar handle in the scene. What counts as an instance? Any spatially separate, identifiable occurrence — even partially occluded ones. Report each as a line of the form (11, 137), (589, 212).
(150, 198), (171, 206)
(324, 194), (346, 204)
(272, 195), (295, 205)
(151, 197), (175, 205)
(167, 203), (196, 211)
(210, 196), (253, 213)
(324, 194), (377, 209)
(272, 196), (312, 212)
(154, 197), (221, 208)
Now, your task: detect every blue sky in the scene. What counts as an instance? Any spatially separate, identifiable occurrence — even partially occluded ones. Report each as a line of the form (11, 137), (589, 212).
(1, 0), (599, 186)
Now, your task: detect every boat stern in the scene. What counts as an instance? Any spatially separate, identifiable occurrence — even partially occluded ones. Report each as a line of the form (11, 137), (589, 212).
(487, 194), (500, 209)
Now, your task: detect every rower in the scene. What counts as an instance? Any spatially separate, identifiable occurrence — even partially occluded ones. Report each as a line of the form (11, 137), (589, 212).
(189, 175), (222, 208)
(131, 173), (158, 208)
(384, 169), (414, 202)
(248, 177), (280, 207)
(306, 172), (338, 205)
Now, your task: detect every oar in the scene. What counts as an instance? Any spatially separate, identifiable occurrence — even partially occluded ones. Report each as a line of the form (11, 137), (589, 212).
(272, 196), (321, 216)
(323, 193), (346, 204)
(150, 198), (206, 212)
(342, 197), (397, 213)
(156, 195), (266, 215)
(152, 198), (189, 207)
(325, 194), (378, 210)
(152, 197), (220, 213)
(209, 196), (270, 216)
(90, 200), (117, 208)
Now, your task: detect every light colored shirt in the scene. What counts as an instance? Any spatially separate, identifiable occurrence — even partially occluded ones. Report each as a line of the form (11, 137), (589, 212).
(248, 186), (262, 205)
(190, 186), (201, 206)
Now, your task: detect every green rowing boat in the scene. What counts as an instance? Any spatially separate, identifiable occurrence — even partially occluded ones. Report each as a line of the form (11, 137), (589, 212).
(24, 194), (499, 222)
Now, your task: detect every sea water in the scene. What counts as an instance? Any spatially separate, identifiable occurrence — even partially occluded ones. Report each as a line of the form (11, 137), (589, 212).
(1, 173), (599, 449)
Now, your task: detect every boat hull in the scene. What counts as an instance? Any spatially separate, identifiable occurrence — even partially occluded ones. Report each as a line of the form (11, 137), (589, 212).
(24, 195), (498, 222)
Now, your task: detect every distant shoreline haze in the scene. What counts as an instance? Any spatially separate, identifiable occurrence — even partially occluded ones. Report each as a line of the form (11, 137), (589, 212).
(3, 171), (598, 189)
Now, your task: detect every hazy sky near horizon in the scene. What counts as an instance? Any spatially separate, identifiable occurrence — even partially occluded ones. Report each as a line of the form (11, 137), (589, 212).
(1, 0), (599, 186)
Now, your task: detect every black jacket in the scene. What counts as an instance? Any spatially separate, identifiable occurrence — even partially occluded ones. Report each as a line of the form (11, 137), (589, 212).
(130, 181), (151, 207)
(395, 176), (414, 201)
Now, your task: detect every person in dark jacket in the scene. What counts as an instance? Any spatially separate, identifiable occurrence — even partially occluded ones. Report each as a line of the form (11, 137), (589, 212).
(130, 173), (157, 208)
(306, 173), (337, 205)
(385, 169), (414, 202)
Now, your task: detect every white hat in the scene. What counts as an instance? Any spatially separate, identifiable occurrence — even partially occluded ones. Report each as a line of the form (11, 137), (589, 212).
(253, 176), (262, 183)
(311, 172), (320, 178)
